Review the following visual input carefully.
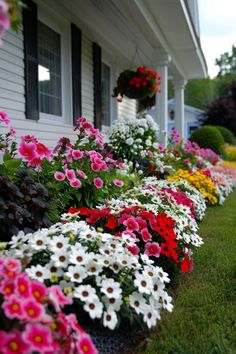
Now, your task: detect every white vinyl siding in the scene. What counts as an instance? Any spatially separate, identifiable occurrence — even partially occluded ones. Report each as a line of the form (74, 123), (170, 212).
(81, 34), (94, 122)
(118, 97), (137, 119)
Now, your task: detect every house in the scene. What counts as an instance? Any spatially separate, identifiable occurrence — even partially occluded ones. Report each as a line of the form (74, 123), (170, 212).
(0, 0), (207, 148)
(147, 98), (203, 139)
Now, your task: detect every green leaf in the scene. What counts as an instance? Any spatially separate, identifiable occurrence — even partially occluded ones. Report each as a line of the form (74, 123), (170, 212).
(5, 158), (22, 170)
(3, 153), (12, 163)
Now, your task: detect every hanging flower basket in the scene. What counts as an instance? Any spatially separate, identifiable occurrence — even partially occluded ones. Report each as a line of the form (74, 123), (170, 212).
(137, 94), (156, 112)
(112, 66), (161, 102)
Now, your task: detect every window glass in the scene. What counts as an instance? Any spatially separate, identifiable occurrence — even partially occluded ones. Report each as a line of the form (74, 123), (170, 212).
(38, 21), (62, 116)
(101, 62), (110, 126)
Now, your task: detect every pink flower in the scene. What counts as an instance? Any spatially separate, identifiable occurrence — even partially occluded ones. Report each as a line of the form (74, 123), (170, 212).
(31, 281), (48, 303)
(127, 244), (140, 256)
(65, 168), (76, 181)
(147, 150), (154, 158)
(4, 258), (21, 271)
(2, 296), (24, 319)
(113, 179), (124, 187)
(145, 242), (161, 257)
(23, 298), (44, 321)
(0, 279), (15, 298)
(183, 159), (190, 165)
(72, 149), (84, 160)
(15, 273), (31, 298)
(36, 142), (52, 159)
(123, 217), (139, 231)
(93, 177), (103, 189)
(0, 12), (10, 37)
(0, 0), (9, 14)
(2, 331), (28, 354)
(48, 285), (73, 312)
(54, 171), (65, 181)
(65, 313), (85, 333)
(141, 228), (152, 242)
(22, 135), (38, 144)
(91, 163), (101, 172)
(70, 179), (82, 188)
(77, 169), (87, 179)
(23, 324), (53, 352)
(10, 127), (16, 137)
(0, 111), (10, 126)
(27, 156), (43, 169)
(122, 230), (137, 240)
(76, 334), (98, 354)
(18, 142), (36, 161)
(158, 145), (165, 152)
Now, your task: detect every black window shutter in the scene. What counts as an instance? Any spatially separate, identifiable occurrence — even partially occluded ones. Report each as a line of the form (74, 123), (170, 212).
(23, 0), (39, 120)
(93, 42), (102, 129)
(71, 23), (82, 125)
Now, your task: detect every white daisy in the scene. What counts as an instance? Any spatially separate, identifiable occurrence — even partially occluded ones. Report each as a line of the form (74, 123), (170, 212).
(102, 295), (123, 312)
(69, 247), (89, 265)
(51, 251), (69, 268)
(26, 265), (51, 282)
(103, 310), (118, 330)
(129, 292), (147, 315)
(157, 269), (170, 283)
(48, 235), (70, 252)
(83, 296), (103, 319)
(8, 230), (29, 247)
(65, 265), (87, 283)
(143, 305), (160, 328)
(134, 272), (152, 295)
(74, 285), (97, 302)
(100, 279), (122, 299)
(86, 260), (103, 276)
(45, 261), (64, 277)
(160, 291), (173, 312)
(28, 232), (48, 251)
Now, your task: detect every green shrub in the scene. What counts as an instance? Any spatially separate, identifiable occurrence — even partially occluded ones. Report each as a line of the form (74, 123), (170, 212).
(190, 125), (224, 154)
(215, 126), (235, 145)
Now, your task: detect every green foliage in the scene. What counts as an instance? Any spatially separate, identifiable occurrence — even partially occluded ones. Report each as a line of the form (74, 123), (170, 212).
(215, 45), (236, 77)
(0, 167), (52, 241)
(190, 125), (224, 154)
(184, 78), (215, 110)
(215, 126), (235, 145)
(139, 191), (236, 354)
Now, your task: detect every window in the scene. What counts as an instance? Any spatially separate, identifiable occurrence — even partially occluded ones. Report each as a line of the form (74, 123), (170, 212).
(38, 21), (62, 116)
(101, 62), (111, 126)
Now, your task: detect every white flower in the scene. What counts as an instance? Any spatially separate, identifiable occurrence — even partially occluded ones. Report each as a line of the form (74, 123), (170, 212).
(141, 254), (154, 265)
(83, 296), (104, 319)
(26, 265), (51, 282)
(51, 251), (69, 268)
(129, 292), (147, 315)
(8, 231), (29, 247)
(48, 235), (70, 252)
(28, 232), (48, 251)
(103, 310), (118, 330)
(69, 247), (89, 265)
(160, 291), (173, 312)
(59, 280), (75, 297)
(45, 261), (64, 277)
(102, 295), (123, 312)
(143, 305), (161, 328)
(100, 278), (122, 299)
(74, 285), (97, 302)
(86, 260), (103, 276)
(126, 137), (134, 145)
(65, 265), (87, 283)
(134, 272), (152, 295)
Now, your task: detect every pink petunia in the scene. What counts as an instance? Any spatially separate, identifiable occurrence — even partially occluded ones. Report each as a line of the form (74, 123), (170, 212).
(15, 273), (31, 298)
(77, 169), (87, 179)
(147, 150), (154, 158)
(0, 13), (10, 37)
(36, 142), (52, 159)
(127, 244), (140, 256)
(71, 149), (84, 160)
(18, 142), (36, 161)
(54, 171), (65, 181)
(93, 177), (103, 189)
(0, 279), (15, 298)
(23, 298), (44, 321)
(70, 179), (82, 188)
(0, 111), (10, 126)
(21, 135), (38, 144)
(2, 296), (24, 319)
(141, 228), (152, 242)
(23, 323), (53, 352)
(76, 334), (98, 354)
(123, 217), (139, 231)
(91, 163), (101, 172)
(65, 168), (76, 181)
(2, 331), (28, 354)
(27, 156), (43, 169)
(4, 258), (21, 271)
(48, 285), (73, 312)
(31, 280), (48, 303)
(145, 242), (161, 257)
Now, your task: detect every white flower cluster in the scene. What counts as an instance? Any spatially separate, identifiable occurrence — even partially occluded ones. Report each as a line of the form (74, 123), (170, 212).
(109, 115), (160, 161)
(210, 170), (235, 205)
(143, 178), (207, 221)
(7, 221), (172, 330)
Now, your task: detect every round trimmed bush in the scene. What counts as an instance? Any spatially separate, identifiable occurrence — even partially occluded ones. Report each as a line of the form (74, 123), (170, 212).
(189, 125), (224, 154)
(215, 126), (235, 145)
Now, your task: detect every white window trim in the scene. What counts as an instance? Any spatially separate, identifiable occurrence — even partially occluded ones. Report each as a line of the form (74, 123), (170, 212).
(37, 7), (72, 125)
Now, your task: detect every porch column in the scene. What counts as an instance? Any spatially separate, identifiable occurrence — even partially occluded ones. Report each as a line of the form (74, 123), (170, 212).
(154, 50), (171, 147)
(174, 78), (187, 139)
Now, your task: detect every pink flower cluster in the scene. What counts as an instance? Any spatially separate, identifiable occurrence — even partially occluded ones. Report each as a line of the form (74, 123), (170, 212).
(169, 130), (181, 145)
(162, 188), (195, 218)
(0, 257), (97, 354)
(214, 165), (236, 183)
(0, 112), (16, 155)
(18, 135), (52, 169)
(0, 0), (10, 46)
(75, 117), (104, 148)
(199, 148), (220, 165)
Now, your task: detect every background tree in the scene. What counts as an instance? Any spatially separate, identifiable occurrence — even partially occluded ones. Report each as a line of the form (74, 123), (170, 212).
(215, 45), (236, 77)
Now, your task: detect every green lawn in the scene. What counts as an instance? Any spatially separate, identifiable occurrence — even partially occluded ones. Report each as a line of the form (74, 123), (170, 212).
(139, 190), (236, 354)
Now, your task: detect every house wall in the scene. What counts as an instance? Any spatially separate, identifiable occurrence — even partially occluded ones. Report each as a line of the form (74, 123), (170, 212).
(0, 1), (137, 148)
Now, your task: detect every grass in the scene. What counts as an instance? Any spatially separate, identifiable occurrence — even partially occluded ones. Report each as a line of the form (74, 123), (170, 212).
(138, 190), (236, 354)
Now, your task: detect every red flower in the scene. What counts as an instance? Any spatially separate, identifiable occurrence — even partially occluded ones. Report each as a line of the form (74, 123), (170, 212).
(181, 258), (193, 272)
(105, 216), (118, 230)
